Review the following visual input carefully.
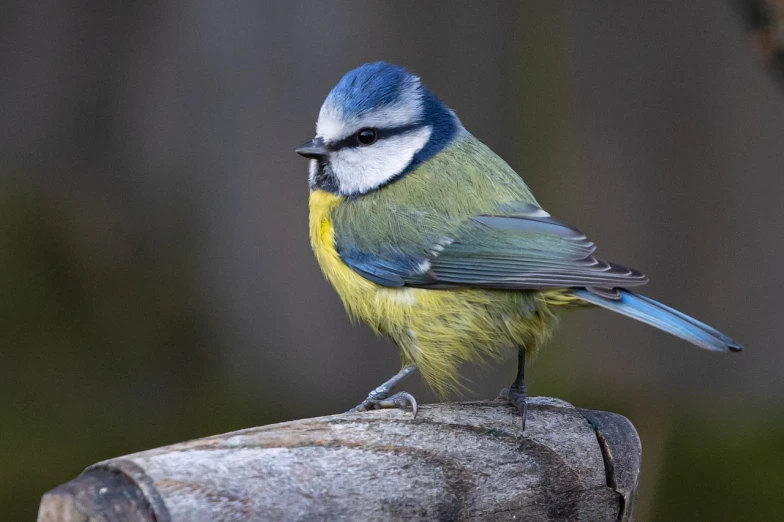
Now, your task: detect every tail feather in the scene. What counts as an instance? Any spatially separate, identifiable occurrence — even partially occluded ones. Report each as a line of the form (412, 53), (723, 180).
(572, 288), (743, 353)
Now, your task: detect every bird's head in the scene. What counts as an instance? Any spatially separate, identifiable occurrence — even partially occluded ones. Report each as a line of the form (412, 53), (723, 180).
(297, 62), (461, 196)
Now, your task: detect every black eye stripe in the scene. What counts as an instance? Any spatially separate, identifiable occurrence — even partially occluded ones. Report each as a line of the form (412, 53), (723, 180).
(328, 124), (421, 151)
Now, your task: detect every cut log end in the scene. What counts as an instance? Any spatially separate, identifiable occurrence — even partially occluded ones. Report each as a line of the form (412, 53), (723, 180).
(38, 397), (641, 522)
(38, 468), (157, 522)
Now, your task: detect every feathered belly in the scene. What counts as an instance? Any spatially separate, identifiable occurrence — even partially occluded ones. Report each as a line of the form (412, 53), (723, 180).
(308, 189), (558, 395)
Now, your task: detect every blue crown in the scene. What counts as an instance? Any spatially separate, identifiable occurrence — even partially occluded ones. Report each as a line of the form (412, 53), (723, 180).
(325, 62), (417, 117)
(319, 62), (461, 186)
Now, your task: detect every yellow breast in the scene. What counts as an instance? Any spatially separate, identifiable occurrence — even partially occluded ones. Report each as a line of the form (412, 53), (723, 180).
(309, 190), (428, 334)
(309, 190), (381, 322)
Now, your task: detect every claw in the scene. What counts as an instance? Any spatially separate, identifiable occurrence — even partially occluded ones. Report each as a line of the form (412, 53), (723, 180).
(376, 391), (418, 419)
(508, 388), (528, 431)
(348, 391), (418, 418)
(347, 365), (418, 417)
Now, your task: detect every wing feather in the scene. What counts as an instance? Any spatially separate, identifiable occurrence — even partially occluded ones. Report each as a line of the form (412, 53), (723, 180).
(337, 201), (647, 291)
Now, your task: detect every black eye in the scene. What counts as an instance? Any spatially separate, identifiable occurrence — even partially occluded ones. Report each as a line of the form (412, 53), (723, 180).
(357, 128), (377, 146)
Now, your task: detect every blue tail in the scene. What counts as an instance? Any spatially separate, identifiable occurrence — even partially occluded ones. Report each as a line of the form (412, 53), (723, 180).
(572, 289), (743, 353)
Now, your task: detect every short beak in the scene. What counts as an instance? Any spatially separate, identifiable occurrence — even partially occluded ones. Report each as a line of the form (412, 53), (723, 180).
(295, 138), (329, 159)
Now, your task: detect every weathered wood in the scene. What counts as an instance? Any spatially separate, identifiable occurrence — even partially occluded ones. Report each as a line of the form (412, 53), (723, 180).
(580, 409), (641, 522)
(38, 397), (641, 522)
(38, 467), (158, 522)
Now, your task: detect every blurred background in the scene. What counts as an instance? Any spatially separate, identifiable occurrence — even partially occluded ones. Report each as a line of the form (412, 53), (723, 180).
(3, 1), (783, 520)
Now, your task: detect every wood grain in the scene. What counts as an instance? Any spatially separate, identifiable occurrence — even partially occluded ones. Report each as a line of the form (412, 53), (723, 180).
(38, 397), (641, 521)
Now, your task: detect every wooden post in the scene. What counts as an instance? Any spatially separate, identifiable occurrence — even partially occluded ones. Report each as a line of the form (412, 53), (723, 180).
(38, 397), (641, 522)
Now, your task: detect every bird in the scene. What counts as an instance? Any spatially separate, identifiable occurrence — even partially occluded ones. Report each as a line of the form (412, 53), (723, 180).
(296, 61), (742, 429)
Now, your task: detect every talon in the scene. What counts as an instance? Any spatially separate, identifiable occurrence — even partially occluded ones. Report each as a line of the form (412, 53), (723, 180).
(376, 391), (418, 418)
(347, 401), (370, 413)
(349, 391), (418, 418)
(508, 389), (528, 431)
(406, 392), (418, 419)
(517, 399), (528, 431)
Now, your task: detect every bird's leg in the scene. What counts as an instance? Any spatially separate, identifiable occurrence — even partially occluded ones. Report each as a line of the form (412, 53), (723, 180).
(508, 348), (528, 430)
(348, 365), (418, 418)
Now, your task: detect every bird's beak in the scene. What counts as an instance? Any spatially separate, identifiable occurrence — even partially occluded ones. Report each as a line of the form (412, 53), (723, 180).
(295, 138), (329, 159)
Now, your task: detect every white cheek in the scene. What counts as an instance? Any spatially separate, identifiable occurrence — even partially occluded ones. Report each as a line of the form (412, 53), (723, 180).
(329, 126), (432, 195)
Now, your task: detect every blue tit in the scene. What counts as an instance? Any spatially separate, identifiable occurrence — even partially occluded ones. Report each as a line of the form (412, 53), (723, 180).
(296, 61), (742, 428)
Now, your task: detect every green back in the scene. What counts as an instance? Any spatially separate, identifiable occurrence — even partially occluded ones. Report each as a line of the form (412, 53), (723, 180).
(334, 133), (537, 254)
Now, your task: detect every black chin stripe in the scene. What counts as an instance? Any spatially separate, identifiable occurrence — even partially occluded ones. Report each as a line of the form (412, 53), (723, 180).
(310, 159), (339, 193)
(327, 123), (421, 151)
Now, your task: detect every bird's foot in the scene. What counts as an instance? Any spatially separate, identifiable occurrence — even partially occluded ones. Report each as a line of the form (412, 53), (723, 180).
(347, 365), (418, 418)
(349, 391), (418, 418)
(497, 386), (528, 430)
(508, 386), (528, 431)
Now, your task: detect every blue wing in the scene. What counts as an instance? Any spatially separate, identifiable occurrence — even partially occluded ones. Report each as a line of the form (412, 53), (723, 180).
(335, 202), (647, 291)
(337, 245), (436, 287)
